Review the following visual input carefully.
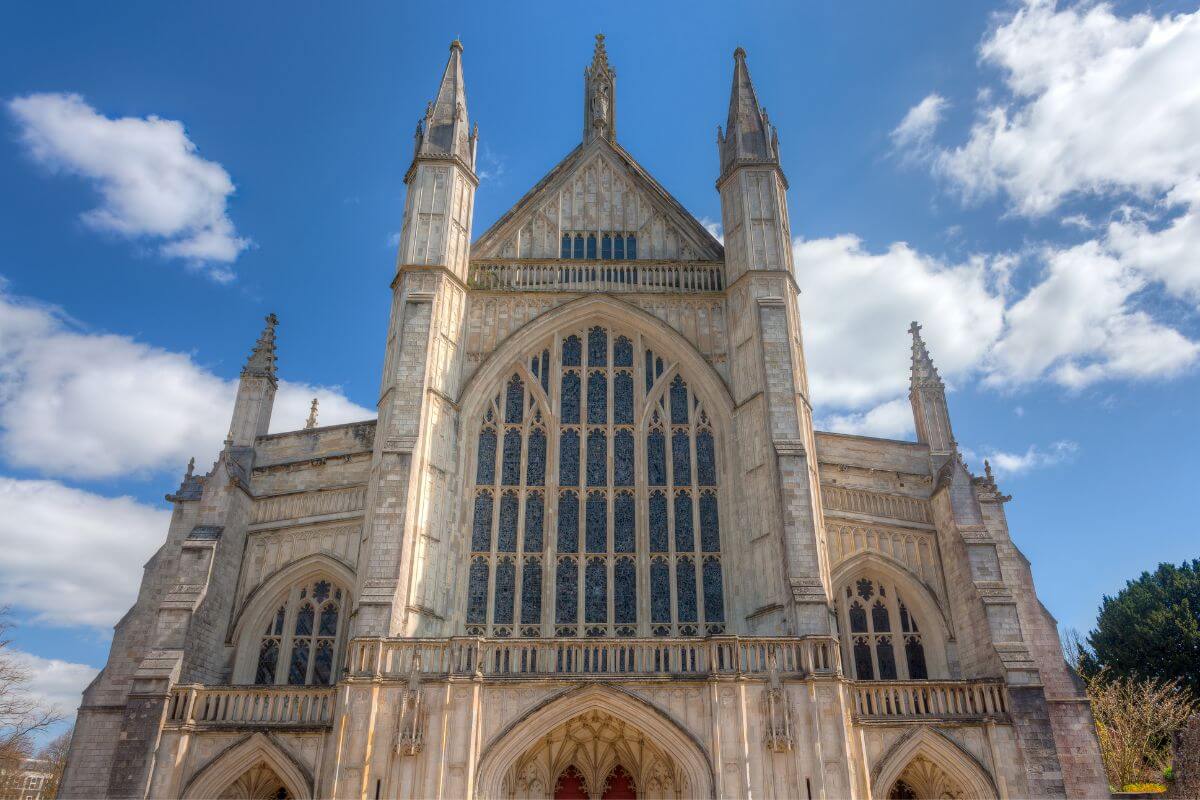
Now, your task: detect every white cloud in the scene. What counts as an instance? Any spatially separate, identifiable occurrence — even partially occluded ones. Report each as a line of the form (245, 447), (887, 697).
(892, 93), (947, 158)
(699, 217), (724, 244)
(970, 439), (1079, 476)
(820, 398), (914, 440)
(7, 649), (99, 719)
(987, 240), (1199, 388)
(8, 93), (250, 279)
(934, 1), (1200, 216)
(0, 478), (167, 628)
(0, 283), (374, 480)
(795, 235), (1006, 410)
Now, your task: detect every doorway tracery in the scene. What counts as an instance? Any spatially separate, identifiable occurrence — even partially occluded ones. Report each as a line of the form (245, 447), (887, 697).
(506, 709), (684, 799)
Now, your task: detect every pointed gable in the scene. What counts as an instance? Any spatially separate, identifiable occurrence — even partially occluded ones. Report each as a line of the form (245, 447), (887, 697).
(473, 138), (724, 261)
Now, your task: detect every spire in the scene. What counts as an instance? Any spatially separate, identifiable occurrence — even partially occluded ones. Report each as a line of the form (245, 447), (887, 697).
(305, 397), (319, 429)
(908, 321), (956, 454)
(718, 47), (780, 179)
(583, 33), (617, 142)
(909, 321), (943, 390)
(241, 313), (278, 384)
(414, 40), (476, 168)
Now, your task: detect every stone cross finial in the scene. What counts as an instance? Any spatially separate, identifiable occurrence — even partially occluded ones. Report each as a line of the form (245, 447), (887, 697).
(305, 397), (319, 429)
(584, 33), (616, 142)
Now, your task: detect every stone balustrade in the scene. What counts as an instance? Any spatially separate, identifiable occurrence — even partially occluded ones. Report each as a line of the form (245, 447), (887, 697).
(851, 679), (1009, 722)
(468, 260), (725, 293)
(347, 635), (839, 680)
(165, 685), (336, 728)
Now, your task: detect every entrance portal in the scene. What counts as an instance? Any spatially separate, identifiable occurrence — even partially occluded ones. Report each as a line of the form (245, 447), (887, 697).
(508, 709), (683, 799)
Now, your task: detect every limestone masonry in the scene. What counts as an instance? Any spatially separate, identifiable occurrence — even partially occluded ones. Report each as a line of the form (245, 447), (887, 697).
(60, 36), (1109, 800)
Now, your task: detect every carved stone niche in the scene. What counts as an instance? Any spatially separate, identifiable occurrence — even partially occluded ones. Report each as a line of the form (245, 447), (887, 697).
(762, 654), (794, 753)
(395, 657), (425, 756)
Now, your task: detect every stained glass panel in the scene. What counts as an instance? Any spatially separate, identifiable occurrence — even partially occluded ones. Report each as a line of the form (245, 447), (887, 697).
(647, 429), (666, 486)
(586, 429), (607, 485)
(651, 559), (670, 623)
(559, 428), (579, 485)
(613, 372), (633, 424)
(562, 335), (581, 366)
(614, 492), (635, 553)
(288, 642), (309, 685)
(672, 431), (692, 485)
(319, 604), (339, 636)
(314, 640), (334, 685)
(674, 492), (694, 552)
(502, 429), (521, 485)
(699, 492), (720, 552)
(557, 490), (578, 552)
(505, 375), (524, 424)
(615, 558), (636, 624)
(476, 428), (496, 485)
(614, 336), (633, 366)
(588, 327), (607, 365)
(649, 491), (669, 553)
(494, 559), (515, 625)
(523, 493), (544, 552)
(526, 427), (546, 485)
(255, 640), (278, 685)
(556, 558), (577, 624)
(877, 639), (897, 680)
(521, 559), (542, 625)
(613, 429), (634, 485)
(471, 492), (493, 552)
(586, 491), (607, 553)
(587, 371), (607, 424)
(675, 558), (697, 622)
(467, 559), (489, 624)
(498, 492), (519, 552)
(561, 372), (580, 424)
(703, 559), (725, 623)
(585, 559), (606, 623)
(669, 376), (689, 424)
(696, 430), (716, 485)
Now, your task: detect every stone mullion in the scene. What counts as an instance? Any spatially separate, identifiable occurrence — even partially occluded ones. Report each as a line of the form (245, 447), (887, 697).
(886, 583), (908, 680)
(575, 329), (587, 632)
(512, 408), (530, 636)
(543, 334), (562, 636)
(688, 396), (704, 632)
(866, 587), (882, 681)
(605, 335), (614, 636)
(275, 586), (300, 686)
(633, 334), (650, 637)
(663, 377), (679, 634)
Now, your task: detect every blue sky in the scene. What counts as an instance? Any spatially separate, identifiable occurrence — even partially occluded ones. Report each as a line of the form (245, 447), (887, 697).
(1, 1), (1198, 732)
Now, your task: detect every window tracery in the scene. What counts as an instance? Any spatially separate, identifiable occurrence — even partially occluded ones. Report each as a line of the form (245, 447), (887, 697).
(254, 579), (346, 686)
(466, 326), (725, 637)
(838, 578), (929, 680)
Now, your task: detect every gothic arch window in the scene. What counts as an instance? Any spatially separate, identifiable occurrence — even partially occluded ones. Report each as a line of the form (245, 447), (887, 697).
(559, 232), (638, 260)
(837, 576), (929, 680)
(253, 578), (347, 686)
(466, 325), (726, 638)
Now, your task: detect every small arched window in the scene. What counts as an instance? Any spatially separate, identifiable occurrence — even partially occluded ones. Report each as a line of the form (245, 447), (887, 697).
(254, 579), (347, 686)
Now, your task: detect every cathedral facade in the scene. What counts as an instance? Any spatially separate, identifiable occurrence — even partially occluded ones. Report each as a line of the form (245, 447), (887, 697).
(61, 37), (1109, 800)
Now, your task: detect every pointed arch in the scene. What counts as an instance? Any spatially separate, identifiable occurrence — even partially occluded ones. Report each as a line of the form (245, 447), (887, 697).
(230, 553), (356, 684)
(475, 684), (716, 799)
(831, 551), (950, 637)
(871, 728), (998, 800)
(181, 732), (313, 800)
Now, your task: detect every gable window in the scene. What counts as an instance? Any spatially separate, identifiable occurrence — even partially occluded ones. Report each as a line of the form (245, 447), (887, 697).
(560, 232), (638, 260)
(466, 326), (725, 638)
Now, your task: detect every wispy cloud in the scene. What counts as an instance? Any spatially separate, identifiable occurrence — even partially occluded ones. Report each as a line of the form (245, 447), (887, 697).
(965, 440), (1079, 477)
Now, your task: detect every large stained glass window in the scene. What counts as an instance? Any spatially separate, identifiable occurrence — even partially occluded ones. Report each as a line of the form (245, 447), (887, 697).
(465, 326), (725, 638)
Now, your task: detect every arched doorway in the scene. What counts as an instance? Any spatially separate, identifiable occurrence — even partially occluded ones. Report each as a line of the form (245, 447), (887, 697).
(872, 729), (998, 800)
(514, 710), (680, 799)
(217, 764), (290, 799)
(479, 685), (713, 799)
(886, 756), (967, 799)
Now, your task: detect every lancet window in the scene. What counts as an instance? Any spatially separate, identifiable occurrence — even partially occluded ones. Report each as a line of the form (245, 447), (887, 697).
(466, 325), (725, 638)
(253, 579), (347, 686)
(837, 577), (928, 680)
(560, 232), (638, 260)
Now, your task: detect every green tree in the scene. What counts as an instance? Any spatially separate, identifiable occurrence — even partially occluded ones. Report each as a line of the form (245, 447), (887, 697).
(1085, 560), (1200, 695)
